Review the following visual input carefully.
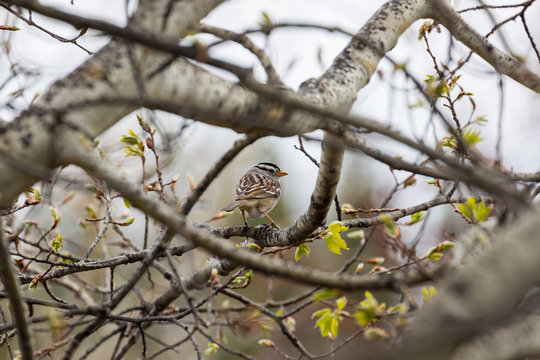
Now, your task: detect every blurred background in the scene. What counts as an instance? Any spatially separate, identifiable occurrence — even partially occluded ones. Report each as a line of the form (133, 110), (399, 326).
(1, 0), (539, 358)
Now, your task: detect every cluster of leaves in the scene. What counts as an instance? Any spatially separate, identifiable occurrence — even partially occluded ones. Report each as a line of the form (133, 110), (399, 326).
(312, 296), (348, 338)
(310, 290), (409, 341)
(119, 129), (145, 158)
(295, 221), (360, 261)
(457, 197), (492, 223)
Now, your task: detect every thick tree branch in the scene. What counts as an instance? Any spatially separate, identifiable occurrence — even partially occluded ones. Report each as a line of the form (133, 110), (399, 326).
(451, 312), (540, 360)
(370, 208), (540, 359)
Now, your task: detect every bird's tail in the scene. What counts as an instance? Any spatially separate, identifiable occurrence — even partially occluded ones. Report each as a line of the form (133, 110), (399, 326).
(222, 201), (242, 212)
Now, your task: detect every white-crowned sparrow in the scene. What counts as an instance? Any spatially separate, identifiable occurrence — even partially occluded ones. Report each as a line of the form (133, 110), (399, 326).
(222, 162), (287, 227)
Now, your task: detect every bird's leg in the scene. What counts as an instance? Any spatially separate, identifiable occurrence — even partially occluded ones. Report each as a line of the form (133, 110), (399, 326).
(241, 210), (248, 226)
(263, 212), (279, 229)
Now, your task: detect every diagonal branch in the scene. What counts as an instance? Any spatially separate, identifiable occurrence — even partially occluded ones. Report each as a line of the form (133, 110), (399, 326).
(430, 0), (540, 92)
(0, 218), (34, 359)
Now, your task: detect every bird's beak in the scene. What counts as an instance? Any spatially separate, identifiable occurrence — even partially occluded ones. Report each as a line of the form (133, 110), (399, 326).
(277, 170), (288, 177)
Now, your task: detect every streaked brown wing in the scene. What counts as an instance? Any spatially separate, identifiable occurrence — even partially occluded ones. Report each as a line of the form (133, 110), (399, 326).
(235, 173), (280, 200)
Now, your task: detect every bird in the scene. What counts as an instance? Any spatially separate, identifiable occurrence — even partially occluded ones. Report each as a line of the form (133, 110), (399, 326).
(222, 162), (287, 228)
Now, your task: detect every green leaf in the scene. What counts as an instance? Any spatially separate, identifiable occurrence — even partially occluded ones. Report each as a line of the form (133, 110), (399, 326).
(50, 207), (61, 227)
(360, 291), (378, 309)
(118, 218), (135, 227)
(120, 130), (145, 157)
(476, 199), (492, 222)
(355, 309), (375, 326)
(259, 11), (273, 27)
(313, 288), (340, 302)
(136, 114), (151, 132)
(364, 327), (389, 340)
(407, 211), (425, 225)
(471, 115), (488, 125)
(436, 241), (455, 251)
(422, 286), (437, 302)
(462, 128), (483, 146)
(313, 310), (334, 337)
(336, 296), (347, 311)
(380, 215), (399, 238)
(312, 308), (332, 318)
(258, 339), (275, 347)
(347, 230), (365, 239)
(424, 241), (455, 261)
(204, 343), (220, 356)
(52, 234), (62, 254)
(285, 316), (296, 331)
(123, 198), (132, 208)
(459, 196), (491, 223)
(389, 303), (408, 315)
(427, 252), (443, 261)
(330, 316), (339, 337)
(247, 243), (262, 251)
(324, 221), (349, 254)
(441, 136), (458, 149)
(457, 203), (473, 220)
(295, 243), (310, 261)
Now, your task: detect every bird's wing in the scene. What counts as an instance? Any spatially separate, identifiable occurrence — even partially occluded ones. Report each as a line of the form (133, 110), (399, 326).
(235, 173), (280, 200)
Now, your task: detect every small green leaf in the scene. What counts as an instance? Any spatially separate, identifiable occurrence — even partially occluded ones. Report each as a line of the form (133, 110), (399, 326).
(380, 215), (399, 237)
(330, 316), (339, 337)
(347, 230), (365, 239)
(285, 316), (296, 331)
(52, 234), (62, 254)
(427, 252), (443, 261)
(50, 207), (61, 227)
(360, 291), (378, 308)
(123, 198), (132, 208)
(436, 241), (455, 251)
(471, 115), (488, 125)
(364, 327), (389, 340)
(324, 221), (349, 254)
(355, 309), (375, 326)
(336, 296), (347, 311)
(422, 286), (437, 302)
(295, 243), (310, 261)
(136, 114), (151, 132)
(204, 343), (220, 356)
(462, 128), (483, 146)
(258, 339), (275, 347)
(120, 130), (145, 157)
(247, 243), (262, 251)
(315, 312), (333, 337)
(476, 199), (492, 222)
(259, 11), (273, 27)
(29, 275), (42, 290)
(313, 288), (340, 302)
(407, 211), (425, 225)
(312, 308), (332, 318)
(117, 218), (135, 226)
(457, 203), (473, 220)
(389, 302), (408, 315)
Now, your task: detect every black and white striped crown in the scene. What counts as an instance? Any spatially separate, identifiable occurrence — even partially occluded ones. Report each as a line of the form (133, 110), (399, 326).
(254, 162), (281, 174)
